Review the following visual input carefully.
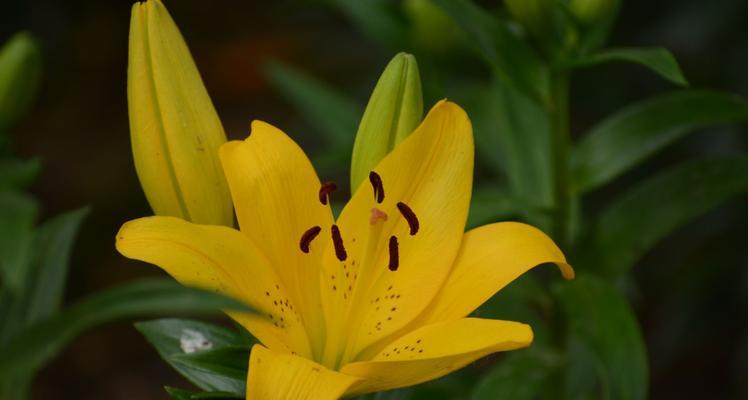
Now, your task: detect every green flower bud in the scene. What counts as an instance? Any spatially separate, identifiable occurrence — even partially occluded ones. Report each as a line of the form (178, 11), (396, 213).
(128, 0), (232, 226)
(0, 32), (42, 134)
(504, 0), (555, 37)
(570, 0), (616, 26)
(350, 53), (423, 192)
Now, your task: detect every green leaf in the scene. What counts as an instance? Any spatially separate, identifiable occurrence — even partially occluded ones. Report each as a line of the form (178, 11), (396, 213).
(0, 32), (42, 134)
(461, 78), (553, 229)
(165, 387), (243, 400)
(466, 187), (520, 228)
(0, 157), (42, 190)
(433, 0), (549, 103)
(329, 0), (409, 50)
(0, 279), (256, 376)
(572, 90), (748, 192)
(0, 207), (88, 345)
(137, 318), (250, 394)
(580, 156), (748, 278)
(0, 191), (38, 294)
(471, 348), (562, 400)
(555, 275), (648, 400)
(567, 47), (688, 86)
(263, 60), (361, 148)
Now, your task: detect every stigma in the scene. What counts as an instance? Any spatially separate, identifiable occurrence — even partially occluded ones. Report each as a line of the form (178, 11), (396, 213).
(370, 207), (388, 225)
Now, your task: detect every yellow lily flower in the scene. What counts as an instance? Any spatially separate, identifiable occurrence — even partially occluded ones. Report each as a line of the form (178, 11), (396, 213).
(116, 100), (573, 398)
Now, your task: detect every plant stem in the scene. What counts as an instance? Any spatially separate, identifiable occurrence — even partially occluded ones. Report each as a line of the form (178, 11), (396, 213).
(549, 72), (570, 248)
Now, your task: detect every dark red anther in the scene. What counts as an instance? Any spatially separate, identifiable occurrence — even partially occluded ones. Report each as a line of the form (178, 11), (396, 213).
(331, 224), (347, 261)
(368, 171), (385, 203)
(388, 235), (399, 271)
(396, 202), (419, 235)
(300, 226), (322, 253)
(318, 181), (337, 205)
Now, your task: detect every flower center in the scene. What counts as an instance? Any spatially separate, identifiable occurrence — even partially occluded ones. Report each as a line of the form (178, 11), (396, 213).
(370, 207), (388, 225)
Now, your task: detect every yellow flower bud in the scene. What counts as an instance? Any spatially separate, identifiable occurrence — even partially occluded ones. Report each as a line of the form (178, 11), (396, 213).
(350, 53), (423, 191)
(128, 0), (232, 226)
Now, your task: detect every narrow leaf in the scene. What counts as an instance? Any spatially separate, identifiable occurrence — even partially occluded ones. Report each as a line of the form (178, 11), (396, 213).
(0, 157), (42, 190)
(0, 191), (38, 294)
(433, 0), (549, 103)
(0, 279), (256, 375)
(580, 156), (748, 278)
(556, 276), (648, 400)
(329, 0), (409, 49)
(263, 60), (361, 148)
(567, 47), (688, 86)
(137, 318), (250, 394)
(572, 90), (748, 192)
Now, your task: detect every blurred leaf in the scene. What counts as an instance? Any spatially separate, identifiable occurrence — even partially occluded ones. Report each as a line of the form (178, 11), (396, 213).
(556, 275), (648, 400)
(471, 348), (562, 400)
(567, 47), (688, 86)
(25, 207), (88, 322)
(466, 187), (520, 228)
(0, 32), (42, 134)
(263, 60), (361, 148)
(329, 0), (409, 50)
(433, 0), (549, 103)
(0, 207), (88, 345)
(354, 388), (413, 400)
(0, 208), (86, 398)
(137, 318), (251, 394)
(0, 191), (38, 294)
(165, 387), (243, 400)
(0, 279), (257, 376)
(580, 156), (748, 278)
(0, 157), (42, 190)
(461, 78), (553, 229)
(572, 90), (748, 192)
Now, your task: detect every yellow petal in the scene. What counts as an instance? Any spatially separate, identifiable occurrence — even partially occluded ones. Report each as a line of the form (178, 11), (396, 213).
(247, 344), (360, 400)
(219, 121), (334, 358)
(341, 318), (532, 395)
(115, 216), (312, 357)
(128, 0), (232, 225)
(418, 222), (573, 324)
(320, 101), (473, 367)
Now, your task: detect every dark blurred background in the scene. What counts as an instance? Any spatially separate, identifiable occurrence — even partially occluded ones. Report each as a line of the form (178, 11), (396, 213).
(1, 0), (747, 398)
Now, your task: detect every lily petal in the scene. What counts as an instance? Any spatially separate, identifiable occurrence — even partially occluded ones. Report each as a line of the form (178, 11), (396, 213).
(247, 345), (360, 400)
(115, 216), (312, 357)
(418, 222), (573, 324)
(321, 101), (473, 366)
(220, 121), (334, 357)
(341, 318), (532, 395)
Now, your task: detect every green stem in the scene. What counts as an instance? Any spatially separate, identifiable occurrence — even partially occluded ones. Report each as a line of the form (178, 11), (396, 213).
(550, 73), (570, 248)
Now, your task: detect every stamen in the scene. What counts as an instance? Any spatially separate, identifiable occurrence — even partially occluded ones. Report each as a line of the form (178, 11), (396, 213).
(299, 226), (322, 253)
(331, 224), (348, 261)
(396, 202), (419, 235)
(368, 171), (385, 203)
(388, 235), (399, 271)
(370, 207), (388, 225)
(318, 181), (337, 205)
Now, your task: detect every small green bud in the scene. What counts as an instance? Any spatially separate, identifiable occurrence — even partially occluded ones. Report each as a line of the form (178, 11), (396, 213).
(350, 53), (423, 191)
(404, 0), (459, 54)
(128, 0), (233, 226)
(504, 0), (555, 37)
(570, 0), (616, 26)
(0, 32), (42, 134)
